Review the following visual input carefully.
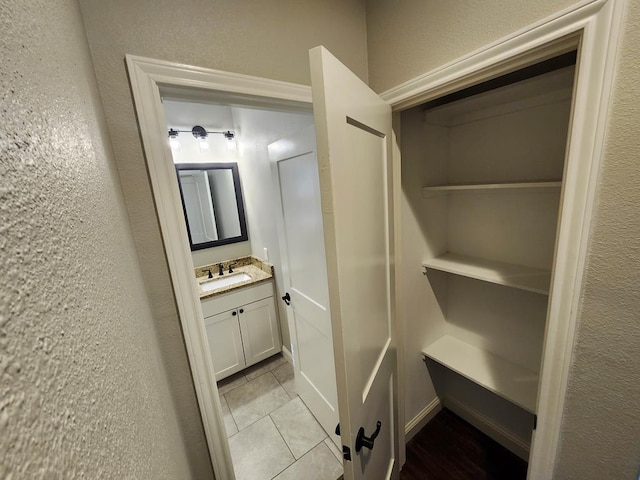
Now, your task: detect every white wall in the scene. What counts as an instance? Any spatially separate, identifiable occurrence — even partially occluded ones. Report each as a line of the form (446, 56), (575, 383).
(231, 106), (315, 353)
(1, 0), (195, 477)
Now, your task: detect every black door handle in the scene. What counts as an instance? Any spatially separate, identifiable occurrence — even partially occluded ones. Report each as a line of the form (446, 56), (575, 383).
(355, 421), (382, 453)
(239, 308), (244, 314)
(282, 292), (291, 305)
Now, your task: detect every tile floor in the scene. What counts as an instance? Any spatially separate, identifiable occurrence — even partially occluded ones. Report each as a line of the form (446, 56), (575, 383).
(218, 354), (344, 480)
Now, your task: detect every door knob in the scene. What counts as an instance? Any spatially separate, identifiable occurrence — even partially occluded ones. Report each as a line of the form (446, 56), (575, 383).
(232, 311), (237, 316)
(355, 421), (381, 453)
(239, 308), (244, 314)
(282, 292), (291, 305)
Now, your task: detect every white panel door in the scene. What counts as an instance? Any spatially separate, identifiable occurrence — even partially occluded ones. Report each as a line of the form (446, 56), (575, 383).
(238, 297), (281, 367)
(309, 46), (399, 480)
(268, 125), (340, 447)
(205, 310), (245, 381)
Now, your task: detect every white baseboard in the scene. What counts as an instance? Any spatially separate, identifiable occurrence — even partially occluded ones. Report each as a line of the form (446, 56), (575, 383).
(404, 398), (442, 442)
(281, 346), (293, 364)
(445, 397), (531, 460)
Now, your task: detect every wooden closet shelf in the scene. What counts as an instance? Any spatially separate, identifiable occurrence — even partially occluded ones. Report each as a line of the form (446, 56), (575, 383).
(422, 252), (551, 295)
(422, 335), (538, 413)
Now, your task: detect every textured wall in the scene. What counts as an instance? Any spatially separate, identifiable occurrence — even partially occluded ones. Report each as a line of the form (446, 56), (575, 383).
(0, 0), (194, 478)
(77, 1), (368, 477)
(554, 0), (640, 477)
(366, 0), (640, 477)
(366, 0), (576, 93)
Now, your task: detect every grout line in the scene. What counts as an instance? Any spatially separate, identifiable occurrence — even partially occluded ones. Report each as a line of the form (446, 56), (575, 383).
(268, 414), (297, 479)
(221, 394), (240, 436)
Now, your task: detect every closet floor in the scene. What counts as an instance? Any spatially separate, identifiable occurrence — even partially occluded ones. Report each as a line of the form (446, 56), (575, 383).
(217, 354), (343, 480)
(401, 409), (528, 480)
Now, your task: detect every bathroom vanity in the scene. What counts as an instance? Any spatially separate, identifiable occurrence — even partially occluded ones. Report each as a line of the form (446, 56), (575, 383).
(197, 257), (281, 380)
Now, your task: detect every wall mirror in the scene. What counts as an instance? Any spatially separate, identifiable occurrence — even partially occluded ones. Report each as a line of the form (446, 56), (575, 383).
(175, 162), (248, 250)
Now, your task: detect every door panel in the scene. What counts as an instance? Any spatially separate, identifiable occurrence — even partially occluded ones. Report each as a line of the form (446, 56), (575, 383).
(238, 297), (280, 366)
(205, 310), (245, 381)
(268, 125), (340, 447)
(309, 46), (398, 480)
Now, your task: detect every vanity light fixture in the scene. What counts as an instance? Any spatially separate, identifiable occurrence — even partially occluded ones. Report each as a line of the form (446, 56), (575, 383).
(168, 128), (181, 152)
(167, 126), (236, 153)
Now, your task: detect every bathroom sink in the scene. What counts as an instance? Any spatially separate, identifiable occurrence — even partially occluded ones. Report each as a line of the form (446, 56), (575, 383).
(200, 273), (252, 292)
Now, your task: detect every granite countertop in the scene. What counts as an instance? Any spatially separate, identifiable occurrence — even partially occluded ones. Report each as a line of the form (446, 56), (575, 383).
(195, 256), (274, 300)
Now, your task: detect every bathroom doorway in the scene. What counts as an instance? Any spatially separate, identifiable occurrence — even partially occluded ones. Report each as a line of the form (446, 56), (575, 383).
(160, 93), (343, 480)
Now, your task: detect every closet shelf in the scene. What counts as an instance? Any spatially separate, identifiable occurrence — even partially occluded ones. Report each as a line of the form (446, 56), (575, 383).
(422, 335), (538, 413)
(421, 181), (562, 197)
(422, 252), (551, 295)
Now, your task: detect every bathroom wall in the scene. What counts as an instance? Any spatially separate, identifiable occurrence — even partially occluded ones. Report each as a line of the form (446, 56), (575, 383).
(0, 0), (197, 478)
(163, 100), (252, 266)
(366, 0), (640, 478)
(230, 106), (316, 353)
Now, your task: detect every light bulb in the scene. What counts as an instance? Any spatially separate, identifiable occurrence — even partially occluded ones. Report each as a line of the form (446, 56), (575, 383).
(170, 137), (181, 152)
(226, 139), (237, 152)
(199, 139), (210, 152)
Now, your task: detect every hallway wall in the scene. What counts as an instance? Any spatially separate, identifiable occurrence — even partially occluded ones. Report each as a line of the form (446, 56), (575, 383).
(77, 1), (369, 477)
(0, 0), (195, 477)
(366, 1), (640, 478)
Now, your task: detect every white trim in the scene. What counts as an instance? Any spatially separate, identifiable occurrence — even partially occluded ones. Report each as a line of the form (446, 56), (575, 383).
(281, 345), (293, 365)
(126, 56), (312, 480)
(404, 398), (442, 443)
(382, 0), (624, 477)
(445, 398), (531, 461)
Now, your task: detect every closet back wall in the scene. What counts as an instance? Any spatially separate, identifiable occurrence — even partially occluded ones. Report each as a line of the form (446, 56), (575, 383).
(366, 1), (640, 478)
(78, 1), (368, 477)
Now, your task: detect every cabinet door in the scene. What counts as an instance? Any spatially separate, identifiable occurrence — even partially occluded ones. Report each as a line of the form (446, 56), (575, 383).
(238, 297), (281, 367)
(205, 310), (246, 381)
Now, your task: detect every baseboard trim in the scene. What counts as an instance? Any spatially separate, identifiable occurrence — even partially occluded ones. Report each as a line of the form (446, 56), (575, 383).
(404, 398), (442, 442)
(445, 398), (531, 460)
(281, 346), (293, 364)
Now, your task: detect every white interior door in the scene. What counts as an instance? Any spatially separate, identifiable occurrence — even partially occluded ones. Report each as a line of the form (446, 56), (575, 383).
(268, 125), (340, 448)
(309, 46), (399, 480)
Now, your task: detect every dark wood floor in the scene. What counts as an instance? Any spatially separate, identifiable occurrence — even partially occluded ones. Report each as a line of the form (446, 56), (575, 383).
(400, 409), (528, 480)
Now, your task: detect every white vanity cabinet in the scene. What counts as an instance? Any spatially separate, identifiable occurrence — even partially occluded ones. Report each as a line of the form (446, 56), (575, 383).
(201, 281), (281, 381)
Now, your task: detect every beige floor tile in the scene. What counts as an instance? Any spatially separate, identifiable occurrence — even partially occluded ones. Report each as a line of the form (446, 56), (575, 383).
(228, 416), (295, 480)
(270, 397), (327, 459)
(217, 371), (247, 395)
(324, 437), (343, 463)
(226, 372), (290, 430)
(273, 442), (343, 480)
(244, 353), (288, 381)
(219, 394), (238, 437)
(272, 361), (297, 399)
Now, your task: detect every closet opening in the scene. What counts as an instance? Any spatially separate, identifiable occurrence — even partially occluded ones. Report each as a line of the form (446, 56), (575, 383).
(400, 50), (578, 473)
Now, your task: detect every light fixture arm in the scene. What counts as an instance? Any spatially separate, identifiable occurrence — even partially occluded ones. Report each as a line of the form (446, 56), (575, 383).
(167, 125), (235, 140)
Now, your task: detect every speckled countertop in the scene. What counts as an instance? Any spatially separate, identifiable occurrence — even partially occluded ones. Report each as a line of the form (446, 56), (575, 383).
(195, 256), (274, 300)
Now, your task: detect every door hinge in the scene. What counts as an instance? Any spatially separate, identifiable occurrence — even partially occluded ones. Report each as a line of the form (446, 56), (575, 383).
(533, 414), (538, 430)
(342, 445), (351, 461)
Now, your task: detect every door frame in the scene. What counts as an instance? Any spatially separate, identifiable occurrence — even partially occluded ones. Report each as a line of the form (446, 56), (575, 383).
(380, 0), (623, 477)
(126, 56), (314, 480)
(125, 0), (622, 477)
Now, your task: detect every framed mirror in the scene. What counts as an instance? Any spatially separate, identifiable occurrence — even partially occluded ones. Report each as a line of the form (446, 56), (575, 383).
(175, 162), (248, 250)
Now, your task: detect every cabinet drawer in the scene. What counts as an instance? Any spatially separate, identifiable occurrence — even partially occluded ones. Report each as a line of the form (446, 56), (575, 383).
(201, 281), (274, 318)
